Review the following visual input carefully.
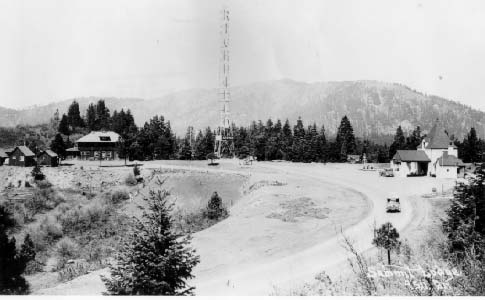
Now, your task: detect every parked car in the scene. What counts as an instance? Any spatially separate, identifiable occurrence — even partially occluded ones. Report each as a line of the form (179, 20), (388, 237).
(379, 168), (394, 177)
(386, 195), (401, 213)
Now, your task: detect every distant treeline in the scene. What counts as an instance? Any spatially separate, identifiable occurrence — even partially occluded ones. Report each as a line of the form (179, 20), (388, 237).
(4, 99), (484, 164)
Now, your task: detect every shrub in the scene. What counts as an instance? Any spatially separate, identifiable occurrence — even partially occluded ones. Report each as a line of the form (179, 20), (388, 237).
(31, 165), (45, 181)
(207, 192), (228, 220)
(133, 164), (140, 177)
(59, 202), (110, 235)
(124, 173), (137, 186)
(58, 262), (89, 282)
(27, 217), (63, 252)
(36, 180), (52, 189)
(55, 237), (79, 260)
(108, 189), (130, 205)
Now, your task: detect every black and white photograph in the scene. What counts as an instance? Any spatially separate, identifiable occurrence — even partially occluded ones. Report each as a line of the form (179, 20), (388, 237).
(1, 0), (485, 297)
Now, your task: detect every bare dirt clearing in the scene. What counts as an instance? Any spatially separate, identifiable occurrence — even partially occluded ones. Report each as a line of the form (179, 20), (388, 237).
(3, 160), (456, 295)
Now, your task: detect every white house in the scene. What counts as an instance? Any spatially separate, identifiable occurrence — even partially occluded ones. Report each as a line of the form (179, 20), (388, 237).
(391, 120), (465, 178)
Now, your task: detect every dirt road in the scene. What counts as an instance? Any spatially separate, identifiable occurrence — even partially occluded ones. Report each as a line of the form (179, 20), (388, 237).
(35, 160), (455, 295)
(189, 161), (455, 295)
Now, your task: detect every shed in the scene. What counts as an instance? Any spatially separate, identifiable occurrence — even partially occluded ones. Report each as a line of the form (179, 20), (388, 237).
(37, 150), (59, 167)
(66, 147), (80, 160)
(0, 149), (8, 166)
(7, 146), (36, 167)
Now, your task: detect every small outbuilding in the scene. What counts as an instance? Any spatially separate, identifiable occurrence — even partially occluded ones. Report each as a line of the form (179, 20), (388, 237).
(37, 150), (59, 167)
(7, 146), (36, 167)
(0, 149), (8, 166)
(66, 147), (80, 160)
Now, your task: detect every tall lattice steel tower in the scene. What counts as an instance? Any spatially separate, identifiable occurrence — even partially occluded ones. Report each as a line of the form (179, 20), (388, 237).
(214, 6), (235, 157)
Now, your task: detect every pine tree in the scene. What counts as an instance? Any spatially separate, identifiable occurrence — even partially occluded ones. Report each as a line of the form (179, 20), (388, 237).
(20, 234), (35, 263)
(58, 114), (70, 135)
(443, 167), (485, 255)
(318, 124), (327, 161)
(0, 205), (29, 294)
(292, 117), (306, 162)
(281, 119), (293, 160)
(389, 126), (406, 159)
(86, 103), (97, 131)
(372, 222), (401, 265)
(95, 100), (111, 130)
(102, 189), (200, 295)
(67, 100), (85, 129)
(50, 133), (66, 159)
(335, 116), (356, 161)
(462, 127), (480, 163)
(207, 191), (227, 220)
(406, 126), (422, 149)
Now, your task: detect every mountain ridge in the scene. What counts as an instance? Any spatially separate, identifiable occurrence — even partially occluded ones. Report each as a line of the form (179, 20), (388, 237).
(1, 80), (484, 139)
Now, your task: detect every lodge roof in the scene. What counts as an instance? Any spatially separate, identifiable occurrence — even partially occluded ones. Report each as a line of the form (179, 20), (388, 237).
(66, 147), (80, 152)
(76, 131), (120, 143)
(424, 120), (456, 149)
(13, 146), (35, 157)
(393, 150), (431, 162)
(436, 152), (465, 167)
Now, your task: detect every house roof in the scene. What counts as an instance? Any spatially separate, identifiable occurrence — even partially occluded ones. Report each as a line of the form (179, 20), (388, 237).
(14, 146), (35, 157)
(393, 150), (431, 162)
(436, 152), (465, 167)
(0, 149), (8, 158)
(424, 120), (456, 149)
(76, 131), (120, 143)
(66, 147), (80, 152)
(40, 150), (58, 157)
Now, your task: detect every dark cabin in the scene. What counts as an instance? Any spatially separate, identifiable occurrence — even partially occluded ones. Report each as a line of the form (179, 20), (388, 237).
(8, 146), (36, 167)
(0, 149), (8, 166)
(37, 150), (59, 167)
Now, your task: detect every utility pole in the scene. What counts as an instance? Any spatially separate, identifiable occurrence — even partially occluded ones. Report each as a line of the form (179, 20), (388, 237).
(214, 6), (235, 158)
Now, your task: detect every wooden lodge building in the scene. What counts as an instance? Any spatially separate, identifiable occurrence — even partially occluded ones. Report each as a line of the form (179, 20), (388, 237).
(37, 150), (59, 167)
(7, 146), (36, 167)
(75, 131), (121, 161)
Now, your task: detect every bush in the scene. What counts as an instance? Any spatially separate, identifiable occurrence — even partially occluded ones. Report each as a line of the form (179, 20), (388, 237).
(59, 202), (111, 235)
(133, 164), (140, 177)
(58, 262), (89, 282)
(108, 189), (130, 205)
(27, 217), (63, 252)
(207, 192), (228, 220)
(24, 188), (64, 220)
(31, 165), (45, 181)
(124, 173), (137, 186)
(55, 237), (79, 260)
(36, 180), (52, 189)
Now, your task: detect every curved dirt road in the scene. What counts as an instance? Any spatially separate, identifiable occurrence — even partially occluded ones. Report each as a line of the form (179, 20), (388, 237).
(190, 161), (453, 295)
(35, 161), (454, 295)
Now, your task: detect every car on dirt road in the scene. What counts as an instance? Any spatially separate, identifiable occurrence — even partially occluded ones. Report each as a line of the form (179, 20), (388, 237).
(379, 168), (394, 177)
(386, 195), (401, 213)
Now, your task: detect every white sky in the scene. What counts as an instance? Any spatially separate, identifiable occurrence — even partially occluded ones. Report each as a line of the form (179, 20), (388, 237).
(1, 0), (485, 110)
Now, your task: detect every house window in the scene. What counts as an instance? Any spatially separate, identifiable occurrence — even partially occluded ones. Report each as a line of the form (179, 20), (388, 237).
(20, 156), (24, 162)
